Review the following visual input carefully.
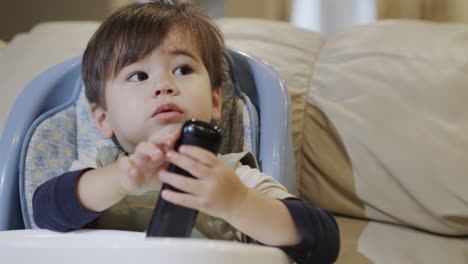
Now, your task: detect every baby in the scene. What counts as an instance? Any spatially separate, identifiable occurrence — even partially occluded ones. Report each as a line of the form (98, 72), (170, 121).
(33, 1), (339, 263)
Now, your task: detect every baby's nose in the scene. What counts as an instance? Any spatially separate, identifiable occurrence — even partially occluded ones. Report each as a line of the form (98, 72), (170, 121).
(155, 87), (174, 96)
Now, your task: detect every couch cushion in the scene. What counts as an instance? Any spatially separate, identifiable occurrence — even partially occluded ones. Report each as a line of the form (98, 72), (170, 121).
(217, 18), (325, 189)
(0, 40), (6, 54)
(0, 22), (100, 136)
(305, 19), (468, 235)
(334, 216), (468, 264)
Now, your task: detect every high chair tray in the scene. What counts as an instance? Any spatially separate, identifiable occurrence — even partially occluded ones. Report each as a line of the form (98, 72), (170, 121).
(0, 229), (291, 264)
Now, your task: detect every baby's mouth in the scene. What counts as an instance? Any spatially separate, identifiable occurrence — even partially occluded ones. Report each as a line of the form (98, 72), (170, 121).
(152, 103), (184, 119)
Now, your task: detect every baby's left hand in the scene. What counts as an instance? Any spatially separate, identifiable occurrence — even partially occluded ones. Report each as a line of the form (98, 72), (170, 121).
(158, 145), (248, 221)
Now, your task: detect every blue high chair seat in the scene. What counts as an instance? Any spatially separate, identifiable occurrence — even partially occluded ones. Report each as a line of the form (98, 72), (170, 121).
(0, 49), (295, 230)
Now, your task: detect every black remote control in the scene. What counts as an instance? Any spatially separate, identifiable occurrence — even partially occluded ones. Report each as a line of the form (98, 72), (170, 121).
(146, 119), (222, 237)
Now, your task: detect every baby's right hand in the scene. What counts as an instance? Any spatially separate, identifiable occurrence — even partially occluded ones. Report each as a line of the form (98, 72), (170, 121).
(117, 131), (180, 194)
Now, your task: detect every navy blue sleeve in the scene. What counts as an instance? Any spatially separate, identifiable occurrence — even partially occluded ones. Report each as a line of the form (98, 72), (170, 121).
(33, 168), (102, 232)
(277, 197), (340, 264)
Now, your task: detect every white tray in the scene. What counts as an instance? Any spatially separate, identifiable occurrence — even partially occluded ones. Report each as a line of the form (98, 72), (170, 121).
(0, 229), (291, 264)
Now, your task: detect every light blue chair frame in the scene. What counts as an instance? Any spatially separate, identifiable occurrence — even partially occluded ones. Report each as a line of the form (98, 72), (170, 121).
(0, 49), (295, 230)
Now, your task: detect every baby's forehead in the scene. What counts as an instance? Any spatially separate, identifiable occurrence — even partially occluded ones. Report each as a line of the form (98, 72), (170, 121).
(157, 27), (203, 57)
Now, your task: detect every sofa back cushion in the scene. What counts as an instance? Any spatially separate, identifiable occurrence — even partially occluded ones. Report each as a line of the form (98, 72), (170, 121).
(303, 19), (468, 235)
(218, 18), (326, 185)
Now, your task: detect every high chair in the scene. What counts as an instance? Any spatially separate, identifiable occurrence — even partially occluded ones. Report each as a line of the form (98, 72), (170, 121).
(0, 49), (295, 232)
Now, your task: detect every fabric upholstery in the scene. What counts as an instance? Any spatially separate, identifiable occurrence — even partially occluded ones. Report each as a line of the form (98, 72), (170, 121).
(308, 20), (468, 235)
(334, 216), (468, 264)
(217, 18), (326, 190)
(0, 22), (100, 135)
(218, 18), (468, 262)
(23, 107), (78, 228)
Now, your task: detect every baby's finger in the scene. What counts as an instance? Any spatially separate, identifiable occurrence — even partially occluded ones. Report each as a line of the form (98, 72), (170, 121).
(159, 169), (202, 194)
(178, 145), (218, 167)
(160, 189), (200, 211)
(119, 156), (138, 178)
(166, 150), (207, 179)
(133, 141), (162, 162)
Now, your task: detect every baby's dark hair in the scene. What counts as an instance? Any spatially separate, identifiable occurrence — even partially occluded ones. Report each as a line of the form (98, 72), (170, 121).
(82, 0), (225, 109)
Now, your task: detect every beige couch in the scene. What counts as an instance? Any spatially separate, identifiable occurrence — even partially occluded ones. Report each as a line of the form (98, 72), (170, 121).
(1, 18), (467, 263)
(219, 18), (468, 263)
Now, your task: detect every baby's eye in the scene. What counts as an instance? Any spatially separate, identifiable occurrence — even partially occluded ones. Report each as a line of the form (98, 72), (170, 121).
(128, 72), (148, 82)
(174, 65), (193, 76)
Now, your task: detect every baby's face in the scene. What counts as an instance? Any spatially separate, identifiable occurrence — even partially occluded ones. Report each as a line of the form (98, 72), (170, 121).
(95, 29), (221, 152)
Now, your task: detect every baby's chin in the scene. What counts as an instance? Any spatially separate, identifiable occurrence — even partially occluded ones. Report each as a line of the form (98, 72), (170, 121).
(156, 122), (185, 135)
(142, 121), (185, 143)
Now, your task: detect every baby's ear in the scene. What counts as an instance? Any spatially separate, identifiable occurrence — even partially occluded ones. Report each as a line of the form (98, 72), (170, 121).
(211, 86), (222, 121)
(90, 103), (114, 139)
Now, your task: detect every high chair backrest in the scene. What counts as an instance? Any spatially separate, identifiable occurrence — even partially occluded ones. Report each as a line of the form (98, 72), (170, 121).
(0, 49), (295, 230)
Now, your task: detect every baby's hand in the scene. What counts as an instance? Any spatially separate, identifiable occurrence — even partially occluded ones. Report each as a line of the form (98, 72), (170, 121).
(158, 145), (248, 221)
(117, 131), (180, 194)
